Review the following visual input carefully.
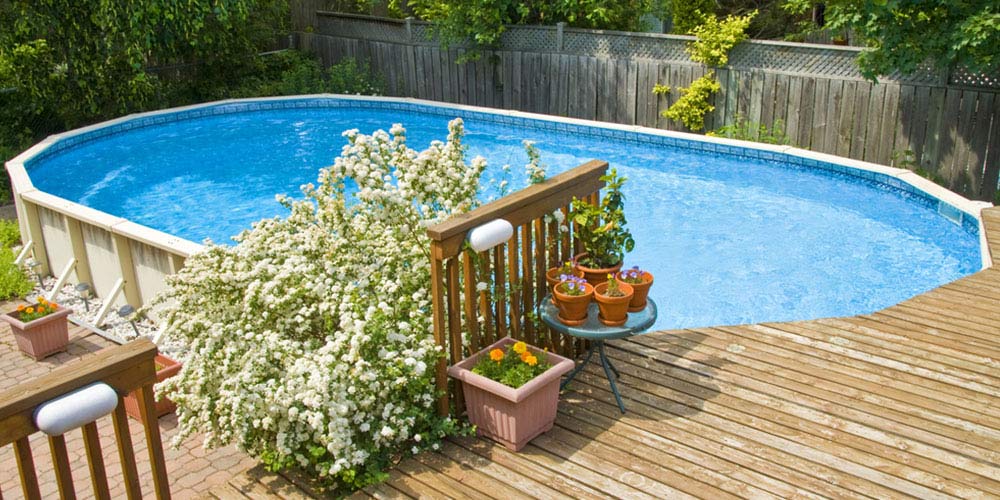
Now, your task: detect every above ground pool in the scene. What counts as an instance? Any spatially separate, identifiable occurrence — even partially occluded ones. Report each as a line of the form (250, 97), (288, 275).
(23, 97), (983, 330)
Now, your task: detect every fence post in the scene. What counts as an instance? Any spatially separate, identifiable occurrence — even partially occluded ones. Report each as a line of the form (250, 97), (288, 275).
(556, 22), (565, 52)
(405, 17), (414, 44)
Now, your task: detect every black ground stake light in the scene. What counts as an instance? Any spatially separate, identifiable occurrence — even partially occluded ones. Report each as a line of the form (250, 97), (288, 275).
(117, 304), (140, 337)
(75, 283), (92, 312)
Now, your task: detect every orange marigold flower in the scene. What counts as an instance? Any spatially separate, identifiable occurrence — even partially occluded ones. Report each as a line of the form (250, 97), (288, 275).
(50, 303), (58, 309)
(489, 349), (504, 362)
(520, 351), (531, 362)
(525, 355), (538, 366)
(25, 307), (34, 314)
(16, 304), (25, 311)
(512, 341), (527, 354)
(37, 297), (47, 305)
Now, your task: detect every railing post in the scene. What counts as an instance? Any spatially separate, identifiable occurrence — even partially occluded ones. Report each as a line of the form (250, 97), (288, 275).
(405, 17), (414, 44)
(430, 243), (449, 416)
(556, 22), (565, 52)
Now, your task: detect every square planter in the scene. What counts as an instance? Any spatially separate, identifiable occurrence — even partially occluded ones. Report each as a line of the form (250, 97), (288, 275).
(2, 306), (72, 360)
(123, 354), (182, 420)
(448, 337), (574, 451)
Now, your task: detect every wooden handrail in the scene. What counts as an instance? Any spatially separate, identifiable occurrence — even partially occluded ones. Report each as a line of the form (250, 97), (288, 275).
(0, 338), (171, 499)
(428, 160), (608, 259)
(427, 160), (609, 415)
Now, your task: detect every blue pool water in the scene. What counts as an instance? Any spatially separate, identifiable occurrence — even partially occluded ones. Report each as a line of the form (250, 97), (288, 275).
(27, 100), (981, 330)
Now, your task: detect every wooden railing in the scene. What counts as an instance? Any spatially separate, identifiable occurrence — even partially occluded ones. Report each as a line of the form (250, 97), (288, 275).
(0, 339), (171, 499)
(427, 160), (608, 415)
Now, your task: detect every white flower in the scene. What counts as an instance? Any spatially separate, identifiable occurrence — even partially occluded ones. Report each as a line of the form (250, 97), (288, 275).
(475, 282), (488, 292)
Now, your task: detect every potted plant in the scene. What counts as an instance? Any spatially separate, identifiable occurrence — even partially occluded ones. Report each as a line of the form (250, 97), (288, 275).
(593, 275), (634, 326)
(123, 353), (182, 420)
(545, 260), (582, 303)
(552, 275), (594, 326)
(448, 337), (574, 451)
(2, 298), (72, 360)
(571, 169), (635, 286)
(618, 265), (654, 312)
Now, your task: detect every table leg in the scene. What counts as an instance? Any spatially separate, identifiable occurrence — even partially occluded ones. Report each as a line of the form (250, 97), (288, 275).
(560, 343), (595, 390)
(598, 342), (626, 414)
(605, 356), (621, 379)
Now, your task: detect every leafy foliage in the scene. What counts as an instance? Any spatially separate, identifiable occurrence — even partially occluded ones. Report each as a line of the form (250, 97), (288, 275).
(671, 0), (716, 33)
(708, 114), (793, 145)
(571, 169), (635, 269)
(687, 11), (757, 67)
(782, 0), (1000, 79)
(661, 73), (721, 131)
(0, 222), (32, 300)
(408, 0), (661, 59)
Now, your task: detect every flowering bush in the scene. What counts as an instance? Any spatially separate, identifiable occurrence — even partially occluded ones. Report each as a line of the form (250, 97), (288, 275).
(472, 341), (551, 388)
(16, 298), (61, 321)
(152, 118), (488, 490)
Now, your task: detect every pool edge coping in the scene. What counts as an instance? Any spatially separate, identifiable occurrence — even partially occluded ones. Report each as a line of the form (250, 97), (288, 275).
(5, 93), (994, 269)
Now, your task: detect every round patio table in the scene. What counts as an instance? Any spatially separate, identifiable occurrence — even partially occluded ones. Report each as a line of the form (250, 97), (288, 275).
(538, 296), (657, 414)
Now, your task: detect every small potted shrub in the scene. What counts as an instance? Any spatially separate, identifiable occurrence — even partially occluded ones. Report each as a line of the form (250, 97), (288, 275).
(593, 274), (634, 326)
(552, 275), (594, 326)
(123, 353), (182, 420)
(571, 169), (635, 286)
(618, 265), (654, 312)
(3, 298), (72, 360)
(448, 337), (574, 451)
(545, 260), (582, 303)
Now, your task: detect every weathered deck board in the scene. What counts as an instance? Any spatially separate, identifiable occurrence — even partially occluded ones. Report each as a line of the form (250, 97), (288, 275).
(233, 206), (1000, 498)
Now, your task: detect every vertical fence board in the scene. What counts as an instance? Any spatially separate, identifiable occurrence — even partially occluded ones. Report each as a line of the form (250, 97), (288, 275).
(863, 83), (886, 162)
(850, 83), (871, 159)
(968, 93), (995, 199)
(837, 80), (857, 157)
(910, 86), (932, 166)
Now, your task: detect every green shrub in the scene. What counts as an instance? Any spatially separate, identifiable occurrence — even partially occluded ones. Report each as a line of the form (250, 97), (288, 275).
(672, 0), (715, 34)
(687, 11), (757, 67)
(0, 249), (34, 300)
(708, 114), (792, 145)
(0, 220), (21, 248)
(661, 73), (721, 131)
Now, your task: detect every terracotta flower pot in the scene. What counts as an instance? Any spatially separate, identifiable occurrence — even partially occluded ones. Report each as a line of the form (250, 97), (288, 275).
(448, 337), (574, 451)
(573, 252), (623, 286)
(124, 354), (182, 420)
(617, 270), (654, 312)
(545, 267), (583, 304)
(2, 307), (72, 360)
(552, 280), (594, 326)
(594, 281), (634, 326)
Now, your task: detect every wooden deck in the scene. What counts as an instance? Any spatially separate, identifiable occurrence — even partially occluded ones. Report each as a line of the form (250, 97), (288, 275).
(211, 207), (1000, 499)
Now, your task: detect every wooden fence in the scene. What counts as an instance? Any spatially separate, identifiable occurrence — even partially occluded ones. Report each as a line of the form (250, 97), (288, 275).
(293, 10), (1000, 202)
(426, 160), (607, 414)
(0, 339), (170, 499)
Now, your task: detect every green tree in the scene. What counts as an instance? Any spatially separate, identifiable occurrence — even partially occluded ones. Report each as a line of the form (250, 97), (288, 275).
(408, 0), (659, 59)
(783, 0), (1000, 80)
(0, 0), (288, 129)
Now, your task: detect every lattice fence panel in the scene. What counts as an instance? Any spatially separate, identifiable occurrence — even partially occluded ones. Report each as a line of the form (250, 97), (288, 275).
(317, 15), (409, 44)
(501, 26), (557, 52)
(949, 66), (1000, 89)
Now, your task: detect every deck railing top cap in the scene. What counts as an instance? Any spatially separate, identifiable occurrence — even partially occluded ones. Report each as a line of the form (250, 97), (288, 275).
(426, 160), (608, 243)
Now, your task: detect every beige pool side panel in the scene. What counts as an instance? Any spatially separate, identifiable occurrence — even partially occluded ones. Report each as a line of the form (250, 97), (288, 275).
(4, 95), (994, 312)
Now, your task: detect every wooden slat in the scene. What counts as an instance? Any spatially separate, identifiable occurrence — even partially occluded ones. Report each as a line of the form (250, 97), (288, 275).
(462, 252), (481, 354)
(82, 421), (111, 500)
(520, 223), (535, 344)
(506, 232), (521, 340)
(429, 246), (449, 416)
(111, 401), (142, 499)
(49, 434), (76, 500)
(493, 244), (507, 339)
(446, 257), (464, 412)
(13, 437), (41, 500)
(136, 383), (171, 499)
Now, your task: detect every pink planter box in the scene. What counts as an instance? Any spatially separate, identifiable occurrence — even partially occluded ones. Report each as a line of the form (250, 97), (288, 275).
(448, 337), (574, 451)
(2, 307), (72, 360)
(124, 354), (182, 420)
